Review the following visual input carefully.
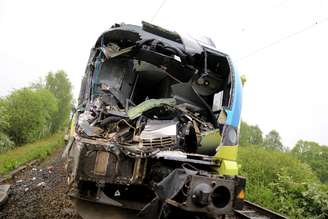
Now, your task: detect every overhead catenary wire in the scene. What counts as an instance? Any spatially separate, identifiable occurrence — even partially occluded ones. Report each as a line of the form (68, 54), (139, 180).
(236, 16), (328, 62)
(149, 1), (327, 62)
(151, 0), (167, 22)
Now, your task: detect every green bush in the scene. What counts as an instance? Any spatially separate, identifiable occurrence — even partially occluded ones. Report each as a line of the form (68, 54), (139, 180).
(238, 145), (327, 218)
(0, 132), (15, 153)
(239, 145), (318, 185)
(269, 172), (328, 218)
(0, 99), (15, 152)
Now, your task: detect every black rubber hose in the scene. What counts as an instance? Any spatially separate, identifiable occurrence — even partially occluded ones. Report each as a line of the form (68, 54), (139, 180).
(100, 116), (121, 126)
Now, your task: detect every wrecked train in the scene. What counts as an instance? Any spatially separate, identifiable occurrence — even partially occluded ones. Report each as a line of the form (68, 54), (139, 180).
(64, 22), (244, 218)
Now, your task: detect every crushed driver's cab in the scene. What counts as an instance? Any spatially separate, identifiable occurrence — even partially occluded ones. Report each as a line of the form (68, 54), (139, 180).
(64, 21), (244, 219)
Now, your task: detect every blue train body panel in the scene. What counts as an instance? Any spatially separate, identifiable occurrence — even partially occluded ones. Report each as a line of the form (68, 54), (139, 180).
(225, 65), (242, 128)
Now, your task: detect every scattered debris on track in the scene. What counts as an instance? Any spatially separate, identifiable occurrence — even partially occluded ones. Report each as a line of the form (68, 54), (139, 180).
(0, 148), (81, 219)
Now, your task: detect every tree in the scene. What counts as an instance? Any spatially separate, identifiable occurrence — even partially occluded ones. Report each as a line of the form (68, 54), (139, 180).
(3, 88), (58, 144)
(292, 140), (321, 154)
(37, 88), (59, 134)
(45, 70), (73, 132)
(264, 130), (284, 151)
(239, 121), (263, 146)
(292, 140), (328, 183)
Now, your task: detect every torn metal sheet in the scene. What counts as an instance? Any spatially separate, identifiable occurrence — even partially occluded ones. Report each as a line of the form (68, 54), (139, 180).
(79, 120), (104, 137)
(100, 44), (135, 59)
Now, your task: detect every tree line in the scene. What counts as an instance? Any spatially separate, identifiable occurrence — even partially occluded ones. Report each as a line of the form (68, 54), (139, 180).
(240, 121), (328, 184)
(0, 70), (73, 152)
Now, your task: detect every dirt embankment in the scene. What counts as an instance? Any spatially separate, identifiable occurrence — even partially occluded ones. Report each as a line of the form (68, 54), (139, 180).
(0, 148), (81, 219)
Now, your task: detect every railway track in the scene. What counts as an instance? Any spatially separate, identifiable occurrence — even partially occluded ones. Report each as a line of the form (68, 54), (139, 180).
(233, 200), (288, 219)
(74, 199), (288, 219)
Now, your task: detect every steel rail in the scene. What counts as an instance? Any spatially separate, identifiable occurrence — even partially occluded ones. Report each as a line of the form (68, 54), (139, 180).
(233, 200), (288, 219)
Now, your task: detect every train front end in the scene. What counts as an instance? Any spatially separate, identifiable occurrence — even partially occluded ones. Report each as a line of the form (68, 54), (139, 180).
(64, 22), (245, 219)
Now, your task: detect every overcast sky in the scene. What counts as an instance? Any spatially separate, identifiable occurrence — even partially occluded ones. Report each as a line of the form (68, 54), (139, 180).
(1, 0), (327, 147)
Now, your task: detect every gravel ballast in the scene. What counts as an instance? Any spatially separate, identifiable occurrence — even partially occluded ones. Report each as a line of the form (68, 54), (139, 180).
(0, 148), (81, 219)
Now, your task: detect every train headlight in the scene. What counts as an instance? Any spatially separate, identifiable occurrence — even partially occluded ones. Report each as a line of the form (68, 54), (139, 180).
(211, 186), (231, 208)
(228, 128), (237, 145)
(222, 126), (238, 146)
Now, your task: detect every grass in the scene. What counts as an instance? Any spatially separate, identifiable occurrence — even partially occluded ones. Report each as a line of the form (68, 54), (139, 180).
(0, 133), (64, 175)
